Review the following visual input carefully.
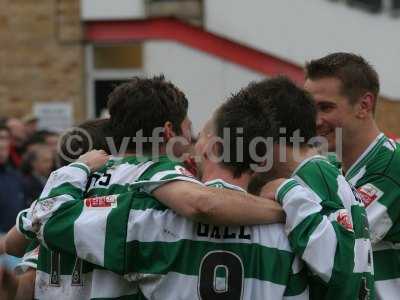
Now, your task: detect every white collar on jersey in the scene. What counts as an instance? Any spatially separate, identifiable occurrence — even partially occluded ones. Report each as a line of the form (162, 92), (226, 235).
(345, 132), (384, 177)
(204, 179), (247, 193)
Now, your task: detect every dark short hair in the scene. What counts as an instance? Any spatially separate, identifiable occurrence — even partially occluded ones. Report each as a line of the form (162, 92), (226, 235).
(214, 76), (316, 177)
(107, 75), (188, 152)
(305, 52), (380, 111)
(247, 172), (270, 196)
(58, 118), (110, 167)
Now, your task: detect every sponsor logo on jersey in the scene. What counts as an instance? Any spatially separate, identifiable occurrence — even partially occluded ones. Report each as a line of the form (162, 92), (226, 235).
(84, 195), (118, 208)
(357, 183), (383, 207)
(33, 198), (57, 214)
(336, 210), (354, 232)
(213, 183), (224, 189)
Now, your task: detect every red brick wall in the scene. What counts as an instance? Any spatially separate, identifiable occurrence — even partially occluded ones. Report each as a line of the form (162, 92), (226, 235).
(376, 96), (400, 136)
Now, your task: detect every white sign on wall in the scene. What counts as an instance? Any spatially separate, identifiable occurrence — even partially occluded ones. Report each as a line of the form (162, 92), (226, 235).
(33, 102), (73, 133)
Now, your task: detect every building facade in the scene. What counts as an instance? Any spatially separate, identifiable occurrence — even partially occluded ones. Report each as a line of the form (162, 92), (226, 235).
(1, 0), (399, 134)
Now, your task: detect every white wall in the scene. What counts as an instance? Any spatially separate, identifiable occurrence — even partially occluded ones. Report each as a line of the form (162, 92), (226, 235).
(81, 0), (145, 20)
(144, 41), (264, 133)
(205, 0), (400, 99)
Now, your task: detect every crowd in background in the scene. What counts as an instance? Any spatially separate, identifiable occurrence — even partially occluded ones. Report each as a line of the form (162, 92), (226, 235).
(0, 117), (59, 267)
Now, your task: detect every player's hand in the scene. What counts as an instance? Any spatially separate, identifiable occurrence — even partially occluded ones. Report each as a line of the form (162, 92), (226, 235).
(259, 178), (287, 200)
(0, 267), (18, 300)
(77, 150), (109, 171)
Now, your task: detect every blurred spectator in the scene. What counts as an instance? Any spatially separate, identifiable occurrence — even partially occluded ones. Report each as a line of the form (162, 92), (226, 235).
(39, 130), (59, 155)
(20, 145), (54, 206)
(0, 123), (25, 268)
(23, 130), (58, 152)
(22, 114), (39, 139)
(23, 133), (47, 154)
(0, 123), (26, 233)
(5, 118), (27, 168)
(0, 124), (10, 166)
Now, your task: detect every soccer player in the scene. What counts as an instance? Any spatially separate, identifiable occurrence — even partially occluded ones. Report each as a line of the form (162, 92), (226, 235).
(14, 76), (285, 299)
(235, 78), (373, 299)
(304, 52), (400, 299)
(1, 118), (120, 300)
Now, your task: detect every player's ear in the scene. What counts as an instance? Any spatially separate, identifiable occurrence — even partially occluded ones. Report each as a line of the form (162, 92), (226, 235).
(207, 138), (224, 162)
(163, 121), (175, 142)
(356, 92), (375, 119)
(210, 139), (220, 158)
(201, 136), (220, 163)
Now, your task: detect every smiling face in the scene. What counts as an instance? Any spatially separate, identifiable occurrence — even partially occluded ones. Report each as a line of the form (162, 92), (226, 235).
(304, 77), (356, 152)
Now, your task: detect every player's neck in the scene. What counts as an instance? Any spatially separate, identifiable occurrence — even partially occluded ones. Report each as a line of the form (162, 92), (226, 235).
(341, 121), (380, 173)
(201, 163), (251, 191)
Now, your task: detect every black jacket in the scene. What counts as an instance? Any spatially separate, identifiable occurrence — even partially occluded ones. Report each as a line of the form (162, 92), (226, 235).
(0, 163), (26, 232)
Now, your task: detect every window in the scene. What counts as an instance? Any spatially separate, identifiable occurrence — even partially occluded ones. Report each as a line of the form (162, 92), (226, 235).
(85, 44), (144, 119)
(93, 45), (143, 69)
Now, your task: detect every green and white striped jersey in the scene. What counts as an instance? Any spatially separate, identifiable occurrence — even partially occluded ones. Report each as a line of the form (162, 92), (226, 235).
(276, 155), (374, 300)
(32, 246), (143, 300)
(15, 241), (39, 274)
(16, 155), (199, 300)
(13, 242), (92, 300)
(344, 133), (400, 299)
(19, 163), (309, 299)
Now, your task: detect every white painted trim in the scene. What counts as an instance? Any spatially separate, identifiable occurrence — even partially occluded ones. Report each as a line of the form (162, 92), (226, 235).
(85, 44), (95, 119)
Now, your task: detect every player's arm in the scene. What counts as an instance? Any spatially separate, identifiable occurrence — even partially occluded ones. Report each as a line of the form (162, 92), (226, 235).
(152, 181), (285, 225)
(0, 268), (35, 300)
(1, 241), (39, 299)
(4, 227), (29, 258)
(0, 238), (37, 300)
(0, 236), (4, 255)
(358, 177), (400, 244)
(16, 150), (108, 239)
(271, 178), (355, 284)
(14, 269), (35, 300)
